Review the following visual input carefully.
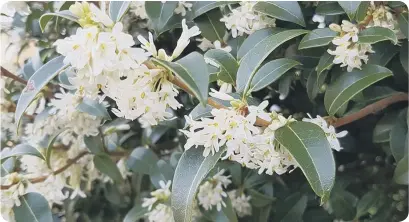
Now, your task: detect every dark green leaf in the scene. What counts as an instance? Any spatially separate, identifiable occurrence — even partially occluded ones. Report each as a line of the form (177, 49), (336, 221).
(13, 192), (53, 222)
(237, 28), (278, 59)
(249, 189), (275, 207)
(123, 204), (148, 222)
(76, 97), (111, 119)
(400, 41), (408, 73)
(84, 135), (105, 155)
(274, 192), (308, 222)
(316, 52), (334, 78)
(390, 109), (408, 162)
(204, 49), (238, 84)
(250, 58), (301, 92)
(356, 190), (386, 218)
(236, 29), (309, 94)
(145, 1), (178, 35)
(298, 28), (337, 49)
(393, 155), (408, 185)
(306, 70), (319, 101)
(222, 196), (238, 222)
(316, 2), (345, 16)
(398, 12), (408, 39)
(190, 104), (213, 120)
(93, 154), (123, 183)
(330, 189), (358, 220)
(15, 56), (66, 129)
(358, 27), (398, 45)
(251, 205), (272, 222)
(1, 144), (44, 163)
(187, 1), (230, 19)
(324, 65), (393, 116)
(152, 52), (209, 105)
(368, 42), (399, 66)
(373, 112), (399, 143)
(275, 122), (335, 202)
(228, 35), (245, 59)
(127, 147), (159, 174)
(109, 1), (131, 22)
(195, 9), (225, 42)
(355, 2), (370, 22)
(172, 146), (226, 222)
(39, 11), (78, 32)
(253, 1), (306, 27)
(278, 73), (293, 100)
(338, 1), (361, 20)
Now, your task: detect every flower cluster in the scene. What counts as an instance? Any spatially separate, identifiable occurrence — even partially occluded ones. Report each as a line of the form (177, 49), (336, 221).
(220, 2), (276, 38)
(197, 169), (232, 211)
(228, 189), (252, 217)
(366, 2), (397, 31)
(142, 180), (174, 222)
(327, 21), (375, 72)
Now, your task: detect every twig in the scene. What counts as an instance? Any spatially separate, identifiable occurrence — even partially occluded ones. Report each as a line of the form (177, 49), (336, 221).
(1, 67), (27, 85)
(332, 93), (408, 127)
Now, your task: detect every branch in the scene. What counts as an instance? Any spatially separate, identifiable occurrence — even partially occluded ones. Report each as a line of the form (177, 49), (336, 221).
(332, 93), (408, 127)
(0, 67), (27, 85)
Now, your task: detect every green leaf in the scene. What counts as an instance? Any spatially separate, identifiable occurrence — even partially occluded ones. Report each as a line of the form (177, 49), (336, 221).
(237, 28), (278, 59)
(355, 2), (370, 22)
(172, 146), (226, 222)
(330, 189), (358, 220)
(356, 190), (386, 218)
(76, 97), (111, 120)
(306, 70), (319, 101)
(13, 192), (53, 222)
(195, 9), (225, 42)
(152, 52), (209, 105)
(109, 1), (131, 22)
(398, 12), (408, 39)
(390, 109), (408, 162)
(298, 28), (337, 49)
(249, 189), (275, 207)
(1, 144), (44, 163)
(274, 192), (308, 222)
(393, 155), (408, 185)
(368, 42), (399, 66)
(324, 65), (393, 116)
(338, 1), (361, 20)
(204, 196), (237, 222)
(190, 104), (213, 120)
(123, 204), (149, 222)
(15, 56), (66, 129)
(1, 157), (15, 176)
(127, 147), (159, 174)
(400, 41), (408, 73)
(275, 122), (335, 202)
(236, 29), (309, 94)
(316, 2), (345, 16)
(187, 1), (230, 19)
(251, 205), (272, 222)
(358, 27), (398, 45)
(204, 49), (238, 84)
(316, 52), (334, 78)
(84, 135), (105, 155)
(249, 58), (300, 92)
(46, 128), (69, 169)
(253, 1), (306, 27)
(150, 160), (174, 188)
(39, 11), (78, 32)
(228, 35), (245, 59)
(278, 73), (293, 100)
(145, 1), (178, 35)
(222, 196), (238, 222)
(93, 154), (123, 183)
(373, 112), (399, 143)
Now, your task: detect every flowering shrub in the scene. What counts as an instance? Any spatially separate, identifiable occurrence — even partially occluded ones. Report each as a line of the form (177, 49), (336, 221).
(0, 1), (408, 222)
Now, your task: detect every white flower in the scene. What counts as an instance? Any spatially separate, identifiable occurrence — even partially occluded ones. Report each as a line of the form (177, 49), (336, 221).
(130, 1), (148, 20)
(138, 32), (158, 57)
(174, 1), (192, 16)
(142, 180), (172, 210)
(197, 38), (232, 52)
(312, 14), (326, 28)
(89, 3), (114, 27)
(142, 180), (174, 222)
(218, 81), (233, 93)
(228, 190), (252, 217)
(145, 203), (174, 222)
(367, 2), (397, 31)
(197, 169), (231, 211)
(302, 114), (348, 151)
(172, 19), (201, 59)
(209, 88), (235, 101)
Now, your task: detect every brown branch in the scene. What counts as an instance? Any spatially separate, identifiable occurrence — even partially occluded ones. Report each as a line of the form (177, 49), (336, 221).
(332, 93), (408, 128)
(1, 67), (27, 85)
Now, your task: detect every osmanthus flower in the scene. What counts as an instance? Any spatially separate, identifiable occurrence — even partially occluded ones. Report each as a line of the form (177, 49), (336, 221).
(197, 169), (232, 211)
(302, 114), (348, 151)
(366, 2), (398, 31)
(327, 21), (375, 72)
(197, 38), (232, 53)
(228, 189), (252, 217)
(312, 14), (326, 28)
(174, 1), (193, 16)
(220, 2), (275, 38)
(142, 180), (174, 222)
(130, 1), (148, 20)
(1, 173), (27, 221)
(69, 1), (114, 28)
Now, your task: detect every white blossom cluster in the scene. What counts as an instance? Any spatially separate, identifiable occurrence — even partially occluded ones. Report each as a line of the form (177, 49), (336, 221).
(366, 2), (398, 31)
(327, 21), (375, 72)
(220, 2), (276, 38)
(53, 2), (201, 127)
(197, 169), (232, 211)
(142, 180), (174, 222)
(182, 90), (346, 176)
(228, 189), (252, 217)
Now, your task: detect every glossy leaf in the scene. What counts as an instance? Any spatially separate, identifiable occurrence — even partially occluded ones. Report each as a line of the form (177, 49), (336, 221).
(145, 1), (178, 35)
(249, 189), (275, 207)
(316, 2), (345, 16)
(150, 159), (175, 188)
(236, 29), (309, 94)
(400, 41), (408, 73)
(355, 2), (370, 22)
(398, 12), (408, 39)
(1, 158), (15, 176)
(187, 1), (230, 19)
(253, 1), (306, 27)
(356, 190), (386, 218)
(15, 56), (66, 129)
(237, 28), (279, 59)
(338, 1), (360, 20)
(278, 73), (293, 100)
(195, 9), (225, 42)
(39, 11), (78, 32)
(298, 28), (337, 49)
(373, 112), (399, 143)
(316, 52), (334, 78)
(274, 192), (308, 222)
(190, 104), (213, 120)
(84, 135), (105, 155)
(249, 58), (300, 92)
(393, 155), (408, 185)
(324, 65), (393, 116)
(390, 110), (408, 162)
(76, 97), (111, 120)
(13, 192), (53, 222)
(1, 144), (44, 163)
(109, 1), (131, 22)
(275, 122), (335, 202)
(152, 52), (209, 105)
(330, 189), (358, 220)
(93, 154), (123, 183)
(204, 49), (238, 84)
(127, 147), (159, 175)
(368, 42), (399, 66)
(358, 27), (398, 45)
(172, 146), (226, 222)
